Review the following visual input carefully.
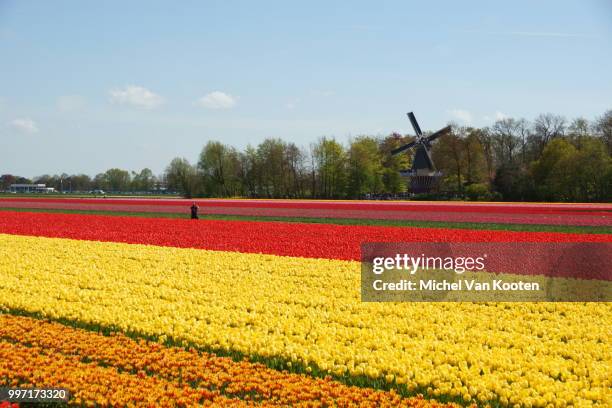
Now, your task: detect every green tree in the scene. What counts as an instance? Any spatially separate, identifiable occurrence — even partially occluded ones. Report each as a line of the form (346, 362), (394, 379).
(92, 173), (108, 190)
(379, 133), (410, 194)
(492, 118), (521, 167)
(166, 157), (199, 198)
(131, 168), (155, 192)
(70, 174), (92, 192)
(532, 113), (566, 157)
(571, 138), (611, 201)
(313, 137), (347, 198)
(0, 174), (17, 191)
(595, 110), (612, 155)
(531, 139), (578, 201)
(475, 128), (496, 183)
(238, 145), (259, 197)
(432, 126), (465, 194)
(285, 142), (307, 198)
(104, 168), (131, 192)
(567, 118), (590, 149)
(256, 138), (287, 197)
(198, 141), (241, 197)
(463, 128), (488, 185)
(33, 174), (54, 187)
(493, 164), (532, 201)
(464, 183), (492, 201)
(346, 136), (384, 198)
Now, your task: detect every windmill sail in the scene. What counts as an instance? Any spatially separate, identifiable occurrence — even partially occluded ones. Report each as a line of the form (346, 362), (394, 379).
(426, 125), (451, 143)
(407, 112), (423, 137)
(390, 140), (416, 155)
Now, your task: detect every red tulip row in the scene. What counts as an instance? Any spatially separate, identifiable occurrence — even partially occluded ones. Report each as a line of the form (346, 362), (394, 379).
(0, 211), (609, 280)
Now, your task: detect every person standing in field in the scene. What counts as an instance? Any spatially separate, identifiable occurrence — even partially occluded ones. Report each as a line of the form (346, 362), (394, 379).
(190, 202), (199, 220)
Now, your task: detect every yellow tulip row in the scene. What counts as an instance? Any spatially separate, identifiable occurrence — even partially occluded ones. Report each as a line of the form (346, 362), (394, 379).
(0, 233), (610, 407)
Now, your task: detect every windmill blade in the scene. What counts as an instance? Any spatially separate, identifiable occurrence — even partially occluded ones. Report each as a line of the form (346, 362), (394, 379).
(407, 112), (423, 137)
(422, 145), (436, 170)
(426, 125), (452, 143)
(390, 141), (416, 155)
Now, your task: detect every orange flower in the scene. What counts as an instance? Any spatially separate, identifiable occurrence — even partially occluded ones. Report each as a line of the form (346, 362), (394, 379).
(0, 314), (459, 407)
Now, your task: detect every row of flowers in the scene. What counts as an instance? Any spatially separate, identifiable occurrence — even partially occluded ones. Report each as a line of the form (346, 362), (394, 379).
(0, 233), (609, 406)
(1, 198), (610, 226)
(0, 212), (609, 264)
(0, 314), (455, 408)
(2, 196), (610, 214)
(0, 341), (246, 407)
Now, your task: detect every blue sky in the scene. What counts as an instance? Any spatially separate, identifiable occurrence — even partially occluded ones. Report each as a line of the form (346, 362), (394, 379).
(1, 0), (611, 177)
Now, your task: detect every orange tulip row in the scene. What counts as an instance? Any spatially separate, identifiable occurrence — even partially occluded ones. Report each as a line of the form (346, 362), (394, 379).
(0, 341), (247, 407)
(0, 314), (460, 407)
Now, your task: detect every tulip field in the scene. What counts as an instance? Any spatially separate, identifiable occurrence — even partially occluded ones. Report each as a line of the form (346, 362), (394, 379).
(0, 198), (611, 407)
(1, 197), (610, 226)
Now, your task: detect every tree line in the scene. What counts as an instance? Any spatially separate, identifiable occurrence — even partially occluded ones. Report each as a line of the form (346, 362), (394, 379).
(165, 110), (612, 202)
(2, 110), (610, 202)
(0, 168), (162, 194)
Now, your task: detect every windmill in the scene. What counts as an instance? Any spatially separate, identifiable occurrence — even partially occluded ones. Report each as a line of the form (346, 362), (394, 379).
(391, 112), (451, 193)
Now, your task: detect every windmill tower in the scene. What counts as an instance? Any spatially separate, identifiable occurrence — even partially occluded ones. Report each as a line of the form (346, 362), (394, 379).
(391, 112), (451, 193)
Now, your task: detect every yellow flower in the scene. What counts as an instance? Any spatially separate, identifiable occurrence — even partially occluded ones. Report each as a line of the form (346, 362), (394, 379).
(0, 233), (610, 407)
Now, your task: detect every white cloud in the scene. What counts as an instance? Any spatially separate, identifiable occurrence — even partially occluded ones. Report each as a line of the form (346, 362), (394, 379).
(448, 109), (472, 125)
(109, 85), (164, 109)
(57, 95), (86, 112)
(483, 111), (510, 123)
(196, 91), (237, 109)
(10, 118), (38, 134)
(495, 111), (508, 121)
